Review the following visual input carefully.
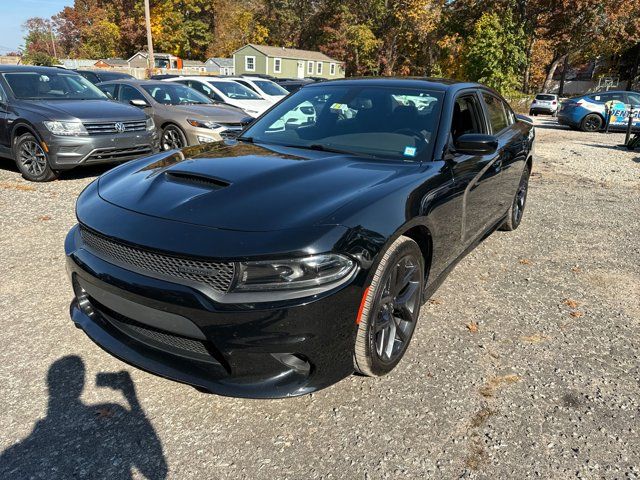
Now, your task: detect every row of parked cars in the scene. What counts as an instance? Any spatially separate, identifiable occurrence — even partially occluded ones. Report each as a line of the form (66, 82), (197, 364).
(0, 65), (316, 181)
(529, 90), (640, 132)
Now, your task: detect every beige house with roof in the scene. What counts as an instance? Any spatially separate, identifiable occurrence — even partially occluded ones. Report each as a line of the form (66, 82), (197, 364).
(233, 44), (344, 80)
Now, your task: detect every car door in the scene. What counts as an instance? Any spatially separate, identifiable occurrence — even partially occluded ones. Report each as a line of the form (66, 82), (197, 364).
(0, 82), (9, 153)
(449, 91), (505, 244)
(480, 92), (525, 211)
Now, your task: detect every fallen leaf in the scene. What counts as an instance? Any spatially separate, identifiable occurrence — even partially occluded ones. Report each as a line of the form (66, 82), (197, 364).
(519, 258), (532, 265)
(0, 181), (35, 192)
(466, 321), (479, 333)
(469, 406), (495, 428)
(521, 333), (548, 344)
(571, 266), (581, 273)
(38, 215), (51, 221)
(479, 374), (521, 397)
(427, 298), (443, 305)
(569, 311), (584, 318)
(564, 298), (579, 309)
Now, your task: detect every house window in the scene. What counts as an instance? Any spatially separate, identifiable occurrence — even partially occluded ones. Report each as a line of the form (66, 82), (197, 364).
(316, 62), (323, 75)
(330, 63), (336, 76)
(274, 58), (282, 73)
(307, 61), (314, 74)
(245, 56), (255, 71)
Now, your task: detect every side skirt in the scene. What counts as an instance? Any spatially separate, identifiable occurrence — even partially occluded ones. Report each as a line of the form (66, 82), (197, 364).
(422, 213), (508, 302)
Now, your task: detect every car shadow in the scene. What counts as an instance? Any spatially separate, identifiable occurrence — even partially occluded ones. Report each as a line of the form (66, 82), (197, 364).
(530, 119), (571, 131)
(0, 356), (168, 480)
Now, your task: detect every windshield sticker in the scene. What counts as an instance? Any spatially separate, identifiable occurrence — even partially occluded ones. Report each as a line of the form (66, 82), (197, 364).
(329, 103), (348, 114)
(403, 146), (417, 157)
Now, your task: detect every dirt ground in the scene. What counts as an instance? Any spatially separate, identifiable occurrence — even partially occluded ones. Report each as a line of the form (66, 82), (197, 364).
(0, 118), (639, 479)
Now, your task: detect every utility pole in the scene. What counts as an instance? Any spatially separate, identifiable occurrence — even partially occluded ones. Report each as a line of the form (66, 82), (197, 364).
(49, 21), (57, 59)
(144, 0), (155, 76)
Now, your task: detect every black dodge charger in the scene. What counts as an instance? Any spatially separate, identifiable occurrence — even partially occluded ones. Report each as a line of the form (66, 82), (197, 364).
(66, 78), (535, 398)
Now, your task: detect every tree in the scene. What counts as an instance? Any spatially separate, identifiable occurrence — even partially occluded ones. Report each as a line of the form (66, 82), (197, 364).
(463, 11), (526, 93)
(22, 17), (61, 60)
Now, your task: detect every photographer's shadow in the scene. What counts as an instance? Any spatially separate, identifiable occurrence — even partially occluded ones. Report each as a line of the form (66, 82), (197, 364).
(0, 356), (168, 480)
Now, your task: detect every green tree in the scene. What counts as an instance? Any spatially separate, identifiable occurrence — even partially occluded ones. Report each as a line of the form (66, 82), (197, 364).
(463, 11), (526, 93)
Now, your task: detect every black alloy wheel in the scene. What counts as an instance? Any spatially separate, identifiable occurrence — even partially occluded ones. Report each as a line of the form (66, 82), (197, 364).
(13, 133), (58, 182)
(161, 125), (187, 151)
(500, 165), (530, 231)
(581, 113), (603, 132)
(354, 236), (424, 376)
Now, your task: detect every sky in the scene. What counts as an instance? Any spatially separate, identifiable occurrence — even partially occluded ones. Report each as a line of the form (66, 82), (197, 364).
(0, 0), (72, 54)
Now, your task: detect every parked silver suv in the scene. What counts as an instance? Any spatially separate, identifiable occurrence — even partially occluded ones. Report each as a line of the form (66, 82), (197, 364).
(0, 66), (159, 182)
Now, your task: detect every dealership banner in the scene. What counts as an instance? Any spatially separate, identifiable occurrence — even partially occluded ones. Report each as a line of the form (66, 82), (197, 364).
(607, 100), (640, 128)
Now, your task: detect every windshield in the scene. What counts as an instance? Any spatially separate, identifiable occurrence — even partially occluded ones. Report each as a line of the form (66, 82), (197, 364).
(141, 83), (212, 105)
(3, 72), (107, 100)
(254, 80), (288, 96)
(242, 85), (443, 161)
(210, 81), (262, 100)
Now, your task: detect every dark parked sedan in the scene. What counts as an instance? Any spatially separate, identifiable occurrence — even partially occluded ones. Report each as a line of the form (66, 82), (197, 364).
(66, 78), (535, 398)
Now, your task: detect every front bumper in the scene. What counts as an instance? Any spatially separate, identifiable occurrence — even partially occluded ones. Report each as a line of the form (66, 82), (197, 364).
(43, 129), (160, 170)
(65, 225), (363, 398)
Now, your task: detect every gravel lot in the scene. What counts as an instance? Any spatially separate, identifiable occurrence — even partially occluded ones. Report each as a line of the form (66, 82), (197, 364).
(0, 118), (639, 479)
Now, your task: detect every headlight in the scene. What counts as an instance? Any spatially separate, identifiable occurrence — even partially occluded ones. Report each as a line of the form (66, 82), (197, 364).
(146, 117), (155, 131)
(43, 121), (87, 136)
(187, 119), (222, 129)
(196, 135), (216, 144)
(234, 254), (355, 292)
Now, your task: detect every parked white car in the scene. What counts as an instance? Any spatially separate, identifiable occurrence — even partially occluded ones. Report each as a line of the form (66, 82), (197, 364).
(164, 77), (272, 118)
(529, 93), (559, 116)
(227, 76), (289, 104)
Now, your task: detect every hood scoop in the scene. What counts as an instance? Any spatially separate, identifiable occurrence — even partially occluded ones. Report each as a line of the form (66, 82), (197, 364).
(165, 170), (231, 190)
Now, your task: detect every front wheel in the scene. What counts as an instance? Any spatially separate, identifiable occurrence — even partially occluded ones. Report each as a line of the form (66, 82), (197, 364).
(500, 165), (530, 231)
(160, 125), (187, 151)
(13, 133), (58, 182)
(354, 236), (425, 377)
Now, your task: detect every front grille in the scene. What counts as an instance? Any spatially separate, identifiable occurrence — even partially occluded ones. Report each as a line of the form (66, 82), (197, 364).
(84, 120), (147, 135)
(80, 227), (236, 293)
(86, 145), (153, 162)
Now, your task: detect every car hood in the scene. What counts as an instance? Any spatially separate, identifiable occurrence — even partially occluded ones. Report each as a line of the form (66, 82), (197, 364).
(164, 103), (249, 122)
(97, 142), (418, 232)
(229, 99), (272, 115)
(18, 99), (145, 122)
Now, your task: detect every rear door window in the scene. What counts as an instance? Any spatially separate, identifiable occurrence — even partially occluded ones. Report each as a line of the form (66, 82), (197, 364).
(482, 93), (509, 133)
(98, 83), (117, 99)
(589, 92), (626, 104)
(118, 85), (146, 103)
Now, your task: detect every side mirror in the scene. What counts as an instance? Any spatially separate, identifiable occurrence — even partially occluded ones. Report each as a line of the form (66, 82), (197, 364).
(454, 133), (498, 155)
(130, 99), (149, 108)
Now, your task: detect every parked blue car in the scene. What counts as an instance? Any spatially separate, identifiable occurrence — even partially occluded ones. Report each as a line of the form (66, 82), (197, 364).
(557, 90), (640, 132)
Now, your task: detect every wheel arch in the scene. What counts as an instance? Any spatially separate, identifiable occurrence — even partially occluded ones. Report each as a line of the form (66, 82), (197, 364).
(11, 121), (43, 146)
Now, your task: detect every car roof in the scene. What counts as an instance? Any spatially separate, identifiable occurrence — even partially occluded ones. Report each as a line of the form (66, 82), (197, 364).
(0, 65), (80, 74)
(301, 77), (482, 93)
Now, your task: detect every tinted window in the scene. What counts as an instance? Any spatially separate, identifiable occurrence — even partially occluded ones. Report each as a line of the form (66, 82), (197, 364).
(482, 93), (509, 133)
(118, 85), (146, 103)
(209, 81), (262, 99)
(3, 72), (106, 100)
(627, 93), (640, 106)
(141, 83), (212, 105)
(0, 83), (5, 103)
(79, 71), (100, 84)
(98, 83), (117, 99)
(254, 80), (288, 96)
(589, 92), (625, 104)
(535, 94), (556, 101)
(452, 95), (484, 141)
(243, 85), (443, 161)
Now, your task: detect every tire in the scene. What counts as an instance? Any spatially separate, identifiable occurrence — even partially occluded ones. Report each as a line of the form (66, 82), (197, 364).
(581, 113), (603, 132)
(354, 236), (425, 377)
(13, 133), (58, 182)
(500, 165), (530, 231)
(160, 124), (187, 151)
